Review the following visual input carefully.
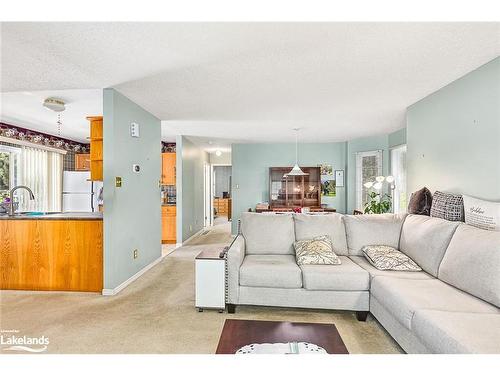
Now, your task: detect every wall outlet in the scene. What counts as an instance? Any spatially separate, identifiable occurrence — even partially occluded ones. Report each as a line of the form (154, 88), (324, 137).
(133, 249), (138, 259)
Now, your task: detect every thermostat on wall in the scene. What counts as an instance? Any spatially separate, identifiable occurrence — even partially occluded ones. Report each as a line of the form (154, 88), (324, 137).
(130, 122), (140, 137)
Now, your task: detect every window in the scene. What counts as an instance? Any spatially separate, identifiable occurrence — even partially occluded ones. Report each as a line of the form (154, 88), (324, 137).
(356, 150), (383, 211)
(390, 145), (407, 214)
(16, 146), (63, 212)
(0, 145), (20, 200)
(0, 144), (63, 211)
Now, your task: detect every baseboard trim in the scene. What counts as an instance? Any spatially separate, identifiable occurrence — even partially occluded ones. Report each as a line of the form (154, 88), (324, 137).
(102, 255), (164, 296)
(179, 227), (205, 247)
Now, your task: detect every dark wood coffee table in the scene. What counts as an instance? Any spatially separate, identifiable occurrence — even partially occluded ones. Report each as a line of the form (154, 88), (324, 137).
(216, 319), (348, 354)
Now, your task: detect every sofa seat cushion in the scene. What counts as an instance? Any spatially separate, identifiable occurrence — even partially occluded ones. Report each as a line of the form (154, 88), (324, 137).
(439, 224), (500, 307)
(344, 213), (407, 256)
(293, 213), (348, 255)
(349, 256), (434, 281)
(240, 255), (302, 289)
(399, 214), (460, 277)
(412, 310), (500, 354)
(300, 256), (369, 291)
(240, 212), (295, 255)
(370, 277), (499, 330)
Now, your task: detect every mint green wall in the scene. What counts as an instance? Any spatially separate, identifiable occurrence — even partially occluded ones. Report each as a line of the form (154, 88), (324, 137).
(389, 128), (407, 148)
(231, 142), (347, 233)
(346, 135), (390, 213)
(177, 136), (209, 241)
(103, 89), (161, 290)
(407, 57), (500, 200)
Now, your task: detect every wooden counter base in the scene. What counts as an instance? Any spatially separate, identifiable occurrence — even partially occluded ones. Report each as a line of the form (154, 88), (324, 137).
(0, 219), (103, 292)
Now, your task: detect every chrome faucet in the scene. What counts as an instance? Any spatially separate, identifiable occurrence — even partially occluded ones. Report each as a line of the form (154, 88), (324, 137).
(8, 186), (35, 216)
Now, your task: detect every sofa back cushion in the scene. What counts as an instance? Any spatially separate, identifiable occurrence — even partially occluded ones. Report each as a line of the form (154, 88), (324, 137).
(343, 213), (407, 256)
(293, 213), (348, 255)
(439, 224), (500, 307)
(240, 212), (295, 255)
(399, 214), (460, 277)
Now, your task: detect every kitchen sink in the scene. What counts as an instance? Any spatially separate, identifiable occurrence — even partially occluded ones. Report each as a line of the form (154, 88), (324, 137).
(1, 211), (63, 217)
(20, 212), (62, 216)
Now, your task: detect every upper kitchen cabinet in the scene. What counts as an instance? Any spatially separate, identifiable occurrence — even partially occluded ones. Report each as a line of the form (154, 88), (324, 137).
(75, 153), (91, 171)
(87, 116), (103, 181)
(162, 153), (176, 185)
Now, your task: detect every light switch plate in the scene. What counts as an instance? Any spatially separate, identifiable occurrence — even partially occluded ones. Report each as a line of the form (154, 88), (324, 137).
(115, 177), (122, 187)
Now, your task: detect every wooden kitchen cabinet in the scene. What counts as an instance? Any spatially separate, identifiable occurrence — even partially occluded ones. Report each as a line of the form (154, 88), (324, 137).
(162, 205), (176, 244)
(75, 153), (91, 171)
(88, 116), (103, 181)
(161, 153), (176, 185)
(0, 219), (103, 292)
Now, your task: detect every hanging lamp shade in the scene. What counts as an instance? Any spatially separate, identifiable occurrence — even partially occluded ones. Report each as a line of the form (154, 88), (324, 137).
(285, 128), (308, 177)
(287, 163), (308, 176)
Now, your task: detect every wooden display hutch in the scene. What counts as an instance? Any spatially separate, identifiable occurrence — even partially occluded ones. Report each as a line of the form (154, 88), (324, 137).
(269, 167), (321, 209)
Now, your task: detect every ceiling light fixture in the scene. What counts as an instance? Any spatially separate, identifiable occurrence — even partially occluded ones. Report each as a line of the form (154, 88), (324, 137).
(42, 97), (66, 136)
(285, 128), (308, 177)
(215, 150), (222, 156)
(43, 97), (66, 112)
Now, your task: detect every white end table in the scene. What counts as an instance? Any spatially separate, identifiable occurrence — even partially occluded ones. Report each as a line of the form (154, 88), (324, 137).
(195, 248), (226, 312)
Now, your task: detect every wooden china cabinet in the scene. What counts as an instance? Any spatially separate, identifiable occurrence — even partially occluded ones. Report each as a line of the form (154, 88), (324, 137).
(268, 167), (321, 209)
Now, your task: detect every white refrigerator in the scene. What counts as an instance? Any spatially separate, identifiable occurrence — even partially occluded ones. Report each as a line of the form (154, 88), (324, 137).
(62, 171), (103, 212)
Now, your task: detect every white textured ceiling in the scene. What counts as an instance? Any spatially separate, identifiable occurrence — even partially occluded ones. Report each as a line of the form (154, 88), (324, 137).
(1, 89), (102, 142)
(2, 22), (499, 143)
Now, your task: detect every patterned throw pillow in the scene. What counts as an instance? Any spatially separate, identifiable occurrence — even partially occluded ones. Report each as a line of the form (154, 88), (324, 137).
(362, 245), (422, 271)
(294, 235), (341, 265)
(463, 195), (500, 231)
(430, 191), (464, 222)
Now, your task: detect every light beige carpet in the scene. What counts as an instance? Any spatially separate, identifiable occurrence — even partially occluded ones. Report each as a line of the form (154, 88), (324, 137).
(0, 223), (403, 354)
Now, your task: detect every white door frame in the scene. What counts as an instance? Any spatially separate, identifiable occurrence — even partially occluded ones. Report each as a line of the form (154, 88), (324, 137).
(204, 162), (212, 227)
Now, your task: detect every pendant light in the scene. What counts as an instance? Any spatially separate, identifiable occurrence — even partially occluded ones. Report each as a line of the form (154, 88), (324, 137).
(285, 128), (308, 177)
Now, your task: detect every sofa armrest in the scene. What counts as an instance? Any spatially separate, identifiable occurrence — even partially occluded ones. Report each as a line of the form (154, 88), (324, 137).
(226, 234), (245, 304)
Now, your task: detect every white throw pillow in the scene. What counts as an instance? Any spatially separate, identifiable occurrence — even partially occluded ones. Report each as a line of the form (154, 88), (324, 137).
(463, 195), (500, 231)
(362, 245), (421, 271)
(293, 235), (341, 265)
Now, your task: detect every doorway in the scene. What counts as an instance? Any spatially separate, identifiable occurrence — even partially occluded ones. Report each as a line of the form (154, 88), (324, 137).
(212, 164), (232, 229)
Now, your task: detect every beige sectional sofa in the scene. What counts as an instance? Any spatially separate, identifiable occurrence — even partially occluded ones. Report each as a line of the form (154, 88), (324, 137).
(226, 212), (500, 354)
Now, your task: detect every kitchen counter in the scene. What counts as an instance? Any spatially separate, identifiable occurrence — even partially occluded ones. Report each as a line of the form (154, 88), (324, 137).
(0, 212), (103, 220)
(0, 215), (103, 292)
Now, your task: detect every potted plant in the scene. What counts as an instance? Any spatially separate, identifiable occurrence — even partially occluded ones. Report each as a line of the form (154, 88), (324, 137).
(364, 191), (392, 214)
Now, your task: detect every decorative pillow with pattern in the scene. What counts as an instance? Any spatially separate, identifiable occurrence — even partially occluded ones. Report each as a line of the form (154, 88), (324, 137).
(362, 245), (422, 271)
(463, 195), (500, 231)
(294, 235), (341, 265)
(430, 191), (464, 222)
